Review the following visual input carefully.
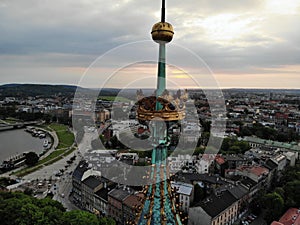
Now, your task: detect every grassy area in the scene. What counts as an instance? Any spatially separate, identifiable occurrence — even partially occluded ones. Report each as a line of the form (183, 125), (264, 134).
(34, 124), (52, 131)
(98, 96), (131, 102)
(44, 156), (63, 166)
(14, 165), (44, 177)
(37, 150), (65, 165)
(49, 124), (74, 149)
(13, 123), (76, 177)
(62, 147), (76, 157)
(2, 117), (21, 124)
(14, 147), (77, 177)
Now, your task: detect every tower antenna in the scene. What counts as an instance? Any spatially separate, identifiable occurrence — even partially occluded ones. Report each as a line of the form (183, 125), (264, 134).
(161, 0), (165, 22)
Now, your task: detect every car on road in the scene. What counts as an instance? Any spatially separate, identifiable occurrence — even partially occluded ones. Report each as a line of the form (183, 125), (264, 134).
(247, 216), (253, 221)
(241, 220), (249, 225)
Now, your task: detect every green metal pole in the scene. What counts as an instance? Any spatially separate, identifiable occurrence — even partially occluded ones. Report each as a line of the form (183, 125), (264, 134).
(156, 43), (166, 104)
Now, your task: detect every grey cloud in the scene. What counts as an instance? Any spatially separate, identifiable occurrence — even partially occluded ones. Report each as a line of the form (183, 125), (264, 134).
(0, 0), (299, 83)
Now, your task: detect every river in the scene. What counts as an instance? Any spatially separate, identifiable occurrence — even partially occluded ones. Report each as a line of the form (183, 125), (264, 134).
(0, 129), (50, 161)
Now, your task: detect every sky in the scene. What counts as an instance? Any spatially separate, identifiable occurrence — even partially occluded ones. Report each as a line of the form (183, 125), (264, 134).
(0, 0), (300, 89)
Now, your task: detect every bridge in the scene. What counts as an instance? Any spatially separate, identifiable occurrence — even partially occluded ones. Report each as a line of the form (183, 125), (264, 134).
(0, 120), (40, 131)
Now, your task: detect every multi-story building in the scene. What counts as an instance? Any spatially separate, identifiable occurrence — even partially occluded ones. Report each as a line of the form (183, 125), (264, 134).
(81, 176), (103, 212)
(171, 181), (194, 213)
(94, 183), (117, 216)
(72, 160), (89, 206)
(188, 190), (239, 225)
(95, 108), (110, 123)
(108, 187), (132, 224)
(243, 136), (300, 159)
(122, 194), (143, 223)
(223, 155), (248, 169)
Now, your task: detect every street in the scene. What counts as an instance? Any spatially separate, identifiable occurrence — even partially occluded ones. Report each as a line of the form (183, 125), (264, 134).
(21, 126), (99, 210)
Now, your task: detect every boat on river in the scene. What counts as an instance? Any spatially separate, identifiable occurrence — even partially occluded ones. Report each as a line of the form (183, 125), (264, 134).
(43, 140), (48, 148)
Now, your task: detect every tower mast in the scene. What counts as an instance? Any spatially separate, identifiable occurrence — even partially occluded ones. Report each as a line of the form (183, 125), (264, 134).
(136, 1), (183, 224)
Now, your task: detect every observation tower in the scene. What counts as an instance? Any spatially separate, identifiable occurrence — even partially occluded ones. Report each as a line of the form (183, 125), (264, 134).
(132, 1), (187, 224)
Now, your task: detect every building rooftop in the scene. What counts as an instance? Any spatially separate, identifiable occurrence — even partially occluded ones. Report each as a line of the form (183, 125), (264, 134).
(243, 136), (300, 152)
(272, 154), (286, 163)
(171, 182), (193, 196)
(195, 190), (237, 218)
(278, 208), (300, 225)
(108, 187), (132, 201)
(237, 165), (269, 177)
(123, 194), (143, 209)
(72, 160), (89, 181)
(215, 155), (225, 165)
(226, 185), (248, 200)
(271, 222), (284, 225)
(224, 155), (246, 161)
(82, 176), (102, 190)
(265, 159), (278, 170)
(176, 173), (226, 185)
(240, 177), (257, 189)
(95, 183), (117, 201)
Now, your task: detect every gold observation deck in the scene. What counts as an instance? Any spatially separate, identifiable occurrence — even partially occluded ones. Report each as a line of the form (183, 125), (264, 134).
(136, 89), (188, 121)
(151, 22), (174, 43)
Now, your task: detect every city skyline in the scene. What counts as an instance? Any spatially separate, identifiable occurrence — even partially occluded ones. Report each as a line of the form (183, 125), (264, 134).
(1, 0), (300, 88)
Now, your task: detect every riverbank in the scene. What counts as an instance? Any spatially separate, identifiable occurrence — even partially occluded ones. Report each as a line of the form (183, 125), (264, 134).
(12, 123), (76, 177)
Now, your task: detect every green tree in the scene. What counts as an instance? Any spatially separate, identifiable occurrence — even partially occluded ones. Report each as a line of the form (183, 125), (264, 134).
(228, 146), (241, 154)
(99, 217), (116, 225)
(274, 187), (285, 199)
(62, 210), (100, 225)
(198, 132), (210, 146)
(194, 183), (205, 202)
(262, 192), (284, 224)
(284, 180), (300, 207)
(235, 140), (251, 153)
(0, 191), (114, 225)
(193, 147), (205, 155)
(239, 127), (252, 137)
(25, 152), (39, 166)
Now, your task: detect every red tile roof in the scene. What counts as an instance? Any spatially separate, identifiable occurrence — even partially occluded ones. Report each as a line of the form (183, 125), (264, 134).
(237, 165), (269, 176)
(123, 194), (143, 209)
(249, 166), (269, 176)
(202, 154), (216, 161)
(279, 208), (300, 225)
(271, 222), (284, 225)
(215, 155), (225, 165)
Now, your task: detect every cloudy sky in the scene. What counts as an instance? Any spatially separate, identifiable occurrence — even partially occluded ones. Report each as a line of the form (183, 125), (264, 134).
(0, 0), (300, 89)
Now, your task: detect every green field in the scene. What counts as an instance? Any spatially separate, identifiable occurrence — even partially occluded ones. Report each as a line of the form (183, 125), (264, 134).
(98, 96), (131, 102)
(13, 165), (44, 177)
(37, 150), (65, 165)
(2, 117), (21, 124)
(12, 124), (76, 177)
(49, 124), (74, 149)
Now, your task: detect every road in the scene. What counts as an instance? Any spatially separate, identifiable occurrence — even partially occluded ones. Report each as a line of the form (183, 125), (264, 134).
(251, 214), (267, 225)
(2, 124), (102, 209)
(22, 126), (99, 210)
(0, 125), (59, 179)
(52, 170), (78, 211)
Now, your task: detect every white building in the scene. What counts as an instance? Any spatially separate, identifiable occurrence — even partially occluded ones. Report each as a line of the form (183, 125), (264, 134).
(171, 181), (194, 213)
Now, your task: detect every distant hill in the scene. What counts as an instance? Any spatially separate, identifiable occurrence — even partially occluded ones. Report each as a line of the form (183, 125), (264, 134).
(2, 84), (299, 99)
(0, 84), (78, 98)
(0, 84), (120, 98)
